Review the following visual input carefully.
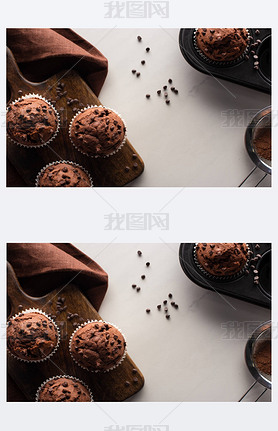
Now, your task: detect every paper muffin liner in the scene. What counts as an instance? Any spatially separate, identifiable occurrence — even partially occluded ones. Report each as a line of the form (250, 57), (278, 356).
(6, 93), (60, 149)
(68, 105), (127, 158)
(193, 28), (251, 66)
(69, 319), (127, 373)
(35, 160), (94, 187)
(36, 374), (94, 402)
(193, 243), (251, 282)
(7, 308), (60, 363)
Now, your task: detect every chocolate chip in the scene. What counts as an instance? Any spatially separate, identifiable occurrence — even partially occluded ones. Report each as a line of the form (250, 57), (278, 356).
(255, 29), (260, 35)
(133, 162), (138, 168)
(163, 85), (167, 90)
(165, 100), (170, 105)
(137, 250), (142, 256)
(164, 307), (168, 312)
(146, 262), (150, 267)
(136, 72), (140, 77)
(146, 47), (150, 52)
(133, 378), (139, 384)
(255, 244), (260, 250)
(166, 314), (170, 319)
(125, 166), (130, 172)
(164, 93), (168, 98)
(141, 275), (145, 279)
(157, 304), (161, 310)
(137, 35), (142, 41)
(132, 70), (136, 74)
(174, 304), (179, 309)
(125, 381), (131, 387)
(141, 60), (145, 65)
(132, 284), (136, 288)
(146, 94), (150, 99)
(163, 300), (167, 305)
(168, 79), (172, 84)
(132, 154), (137, 159)
(132, 368), (137, 374)
(136, 287), (141, 292)
(146, 309), (151, 313)
(168, 293), (173, 298)
(174, 90), (178, 94)
(157, 90), (161, 95)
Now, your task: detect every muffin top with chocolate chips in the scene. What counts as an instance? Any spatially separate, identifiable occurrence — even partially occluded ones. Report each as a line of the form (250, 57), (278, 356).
(7, 311), (59, 361)
(7, 97), (58, 147)
(195, 28), (249, 62)
(70, 106), (126, 157)
(37, 162), (92, 187)
(37, 376), (92, 402)
(70, 321), (126, 372)
(195, 243), (249, 276)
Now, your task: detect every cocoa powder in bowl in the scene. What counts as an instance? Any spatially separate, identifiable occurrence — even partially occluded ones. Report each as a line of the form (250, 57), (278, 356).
(253, 339), (271, 375)
(253, 126), (271, 161)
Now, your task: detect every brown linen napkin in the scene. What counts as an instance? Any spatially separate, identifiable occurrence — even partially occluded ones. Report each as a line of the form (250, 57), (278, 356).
(7, 243), (109, 401)
(7, 28), (108, 186)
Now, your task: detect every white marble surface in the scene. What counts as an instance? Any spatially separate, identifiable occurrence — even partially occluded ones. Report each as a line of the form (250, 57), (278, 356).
(74, 28), (271, 187)
(74, 243), (271, 402)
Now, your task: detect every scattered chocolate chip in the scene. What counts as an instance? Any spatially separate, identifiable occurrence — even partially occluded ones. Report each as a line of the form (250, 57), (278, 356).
(254, 65), (259, 70)
(157, 90), (161, 95)
(125, 381), (131, 387)
(255, 29), (260, 35)
(141, 275), (146, 280)
(168, 293), (173, 298)
(163, 300), (167, 305)
(136, 287), (141, 292)
(136, 72), (140, 77)
(166, 314), (170, 319)
(137, 250), (142, 256)
(163, 85), (167, 90)
(146, 47), (150, 52)
(164, 307), (168, 312)
(164, 93), (168, 98)
(174, 90), (178, 94)
(146, 94), (150, 99)
(132, 368), (137, 374)
(170, 301), (175, 306)
(174, 304), (179, 309)
(132, 154), (137, 159)
(146, 309), (151, 313)
(146, 262), (150, 267)
(255, 244), (260, 250)
(168, 79), (172, 84)
(132, 284), (136, 288)
(133, 378), (139, 384)
(157, 304), (161, 310)
(141, 60), (145, 65)
(132, 69), (136, 74)
(165, 100), (170, 105)
(133, 162), (138, 168)
(253, 55), (259, 59)
(137, 35), (142, 42)
(125, 166), (130, 172)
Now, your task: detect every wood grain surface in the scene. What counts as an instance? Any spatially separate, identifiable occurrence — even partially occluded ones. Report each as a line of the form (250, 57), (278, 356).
(6, 47), (144, 187)
(7, 262), (144, 401)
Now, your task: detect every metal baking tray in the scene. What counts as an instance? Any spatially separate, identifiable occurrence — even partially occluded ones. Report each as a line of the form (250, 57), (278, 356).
(179, 243), (271, 308)
(179, 29), (271, 93)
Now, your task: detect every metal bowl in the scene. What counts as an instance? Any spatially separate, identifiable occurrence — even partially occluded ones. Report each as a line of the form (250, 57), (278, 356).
(245, 106), (271, 175)
(245, 320), (271, 389)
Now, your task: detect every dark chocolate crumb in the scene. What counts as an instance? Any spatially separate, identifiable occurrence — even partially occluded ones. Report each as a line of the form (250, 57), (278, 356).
(157, 304), (161, 310)
(137, 36), (142, 41)
(146, 47), (150, 52)
(163, 300), (167, 305)
(136, 72), (141, 77)
(146, 262), (150, 267)
(163, 85), (167, 90)
(166, 314), (170, 319)
(157, 90), (161, 95)
(132, 284), (136, 288)
(168, 293), (173, 298)
(137, 250), (142, 256)
(146, 309), (151, 313)
(136, 287), (141, 292)
(168, 79), (172, 84)
(141, 275), (146, 280)
(141, 60), (145, 65)
(132, 69), (136, 74)
(166, 100), (170, 105)
(146, 94), (150, 99)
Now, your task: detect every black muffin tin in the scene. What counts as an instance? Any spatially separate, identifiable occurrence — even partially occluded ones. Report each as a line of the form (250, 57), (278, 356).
(179, 243), (271, 308)
(179, 29), (271, 93)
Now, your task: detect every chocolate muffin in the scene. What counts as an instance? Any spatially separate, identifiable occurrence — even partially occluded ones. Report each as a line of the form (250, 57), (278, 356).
(195, 28), (249, 62)
(37, 376), (92, 402)
(36, 161), (92, 187)
(7, 96), (59, 147)
(70, 321), (126, 372)
(7, 310), (59, 362)
(69, 106), (126, 157)
(195, 243), (249, 277)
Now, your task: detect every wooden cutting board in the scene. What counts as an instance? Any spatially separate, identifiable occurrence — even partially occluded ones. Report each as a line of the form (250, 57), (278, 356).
(7, 262), (144, 401)
(6, 47), (144, 187)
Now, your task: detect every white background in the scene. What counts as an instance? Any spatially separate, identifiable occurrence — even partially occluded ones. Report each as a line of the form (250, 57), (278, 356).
(1, 0), (277, 430)
(73, 28), (271, 187)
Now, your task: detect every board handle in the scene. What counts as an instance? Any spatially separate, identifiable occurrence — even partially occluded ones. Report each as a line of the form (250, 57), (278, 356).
(6, 47), (25, 91)
(7, 262), (34, 312)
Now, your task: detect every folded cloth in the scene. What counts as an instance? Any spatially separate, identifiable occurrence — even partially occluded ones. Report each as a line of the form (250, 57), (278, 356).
(7, 243), (108, 311)
(7, 243), (109, 402)
(7, 28), (108, 186)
